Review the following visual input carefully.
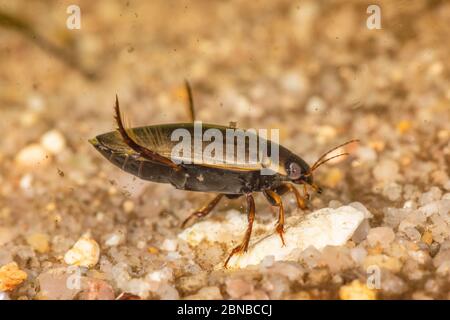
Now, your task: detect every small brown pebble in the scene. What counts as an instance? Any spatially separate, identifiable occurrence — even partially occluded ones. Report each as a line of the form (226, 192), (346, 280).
(147, 246), (159, 254)
(307, 268), (331, 285)
(396, 120), (412, 134)
(26, 233), (50, 253)
(0, 262), (27, 291)
(421, 230), (433, 245)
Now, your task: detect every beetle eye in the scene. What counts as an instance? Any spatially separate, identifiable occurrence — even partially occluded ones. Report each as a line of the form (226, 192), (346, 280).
(288, 162), (302, 180)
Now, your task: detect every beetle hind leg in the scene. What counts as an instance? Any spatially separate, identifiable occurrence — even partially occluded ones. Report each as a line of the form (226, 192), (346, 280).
(263, 190), (286, 246)
(184, 80), (196, 122)
(224, 193), (255, 268)
(114, 95), (180, 170)
(181, 194), (224, 228)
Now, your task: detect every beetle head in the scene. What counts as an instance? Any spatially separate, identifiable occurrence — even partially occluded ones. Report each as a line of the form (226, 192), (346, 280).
(285, 139), (359, 194)
(285, 158), (313, 185)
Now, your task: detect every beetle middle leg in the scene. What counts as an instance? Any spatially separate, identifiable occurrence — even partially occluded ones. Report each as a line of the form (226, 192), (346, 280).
(263, 189), (286, 246)
(224, 193), (255, 268)
(181, 194), (224, 228)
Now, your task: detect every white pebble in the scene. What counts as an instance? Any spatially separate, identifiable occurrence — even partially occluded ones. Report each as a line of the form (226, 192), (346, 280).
(40, 130), (66, 155)
(420, 187), (443, 206)
(19, 174), (33, 191)
(281, 72), (308, 94)
(306, 96), (327, 114)
(419, 201), (442, 217)
(404, 227), (421, 241)
(408, 250), (430, 265)
(367, 227), (395, 247)
(15, 144), (49, 167)
(136, 241), (146, 249)
(373, 159), (399, 182)
(181, 206), (366, 269)
(27, 94), (44, 111)
(157, 284), (179, 300)
(382, 182), (402, 201)
(178, 210), (258, 246)
(146, 267), (173, 282)
(161, 239), (178, 252)
(126, 278), (151, 299)
(105, 233), (123, 247)
(436, 261), (450, 275)
(350, 246), (367, 264)
(298, 246), (321, 268)
(64, 234), (100, 267)
(403, 200), (416, 209)
(0, 292), (10, 300)
(349, 202), (373, 219)
(356, 146), (377, 163)
(166, 252), (181, 261)
(260, 255), (275, 268)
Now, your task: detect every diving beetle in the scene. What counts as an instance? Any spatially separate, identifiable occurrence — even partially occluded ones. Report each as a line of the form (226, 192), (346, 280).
(89, 81), (357, 267)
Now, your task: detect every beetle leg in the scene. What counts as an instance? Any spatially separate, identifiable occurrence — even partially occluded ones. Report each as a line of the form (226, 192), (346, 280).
(263, 190), (286, 246)
(303, 184), (310, 201)
(184, 80), (195, 122)
(224, 193), (255, 268)
(114, 95), (180, 170)
(274, 183), (308, 210)
(181, 194), (224, 228)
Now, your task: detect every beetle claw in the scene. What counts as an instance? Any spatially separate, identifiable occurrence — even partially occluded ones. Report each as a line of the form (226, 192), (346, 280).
(276, 224), (286, 246)
(224, 244), (246, 269)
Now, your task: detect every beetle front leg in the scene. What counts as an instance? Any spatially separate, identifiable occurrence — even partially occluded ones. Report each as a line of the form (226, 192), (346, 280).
(263, 190), (286, 246)
(181, 194), (224, 228)
(224, 193), (255, 268)
(274, 183), (308, 210)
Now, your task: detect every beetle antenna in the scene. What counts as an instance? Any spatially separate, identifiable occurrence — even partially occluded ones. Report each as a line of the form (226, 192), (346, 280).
(311, 152), (349, 172)
(310, 139), (359, 172)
